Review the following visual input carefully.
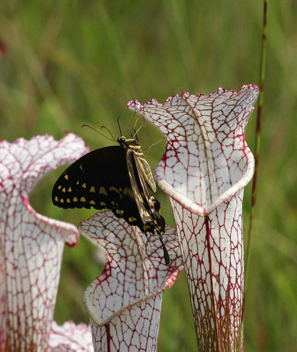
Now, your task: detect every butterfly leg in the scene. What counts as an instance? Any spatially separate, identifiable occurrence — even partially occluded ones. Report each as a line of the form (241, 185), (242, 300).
(158, 230), (170, 265)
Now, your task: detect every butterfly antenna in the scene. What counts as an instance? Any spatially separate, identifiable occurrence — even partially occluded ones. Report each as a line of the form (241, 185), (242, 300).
(117, 112), (135, 136)
(143, 136), (166, 152)
(127, 113), (138, 139)
(81, 124), (115, 142)
(117, 116), (123, 136)
(100, 126), (117, 141)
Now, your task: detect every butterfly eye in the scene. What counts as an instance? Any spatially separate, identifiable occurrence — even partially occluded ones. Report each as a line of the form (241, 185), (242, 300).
(119, 136), (126, 143)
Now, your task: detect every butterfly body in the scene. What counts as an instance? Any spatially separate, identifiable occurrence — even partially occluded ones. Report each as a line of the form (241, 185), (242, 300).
(52, 136), (169, 264)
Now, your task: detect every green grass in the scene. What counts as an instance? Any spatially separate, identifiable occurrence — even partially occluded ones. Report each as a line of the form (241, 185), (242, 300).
(1, 0), (297, 350)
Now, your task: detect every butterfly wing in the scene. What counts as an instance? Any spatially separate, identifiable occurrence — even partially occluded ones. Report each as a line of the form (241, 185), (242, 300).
(137, 157), (157, 193)
(52, 146), (143, 228)
(125, 149), (152, 227)
(134, 154), (165, 232)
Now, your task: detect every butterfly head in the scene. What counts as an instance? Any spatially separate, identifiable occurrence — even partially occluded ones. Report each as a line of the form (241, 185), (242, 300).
(117, 136), (142, 152)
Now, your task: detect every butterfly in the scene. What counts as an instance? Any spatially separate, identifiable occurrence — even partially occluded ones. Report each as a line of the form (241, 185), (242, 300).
(52, 135), (170, 264)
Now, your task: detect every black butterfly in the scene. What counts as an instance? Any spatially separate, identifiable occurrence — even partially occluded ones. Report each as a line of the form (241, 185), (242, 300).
(52, 136), (170, 264)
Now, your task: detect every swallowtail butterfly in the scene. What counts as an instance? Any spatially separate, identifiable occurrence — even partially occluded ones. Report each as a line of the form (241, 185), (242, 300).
(52, 136), (170, 264)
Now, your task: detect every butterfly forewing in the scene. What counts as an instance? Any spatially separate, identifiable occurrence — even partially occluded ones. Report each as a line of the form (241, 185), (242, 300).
(52, 146), (143, 228)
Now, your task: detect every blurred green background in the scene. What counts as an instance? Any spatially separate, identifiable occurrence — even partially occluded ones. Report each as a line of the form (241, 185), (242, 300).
(1, 0), (297, 351)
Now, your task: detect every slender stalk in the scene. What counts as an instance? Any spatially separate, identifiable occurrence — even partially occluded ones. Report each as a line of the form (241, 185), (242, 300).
(245, 0), (268, 298)
(238, 1), (268, 350)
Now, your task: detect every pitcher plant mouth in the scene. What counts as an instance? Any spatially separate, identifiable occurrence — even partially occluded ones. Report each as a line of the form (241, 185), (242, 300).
(128, 85), (259, 214)
(78, 212), (182, 351)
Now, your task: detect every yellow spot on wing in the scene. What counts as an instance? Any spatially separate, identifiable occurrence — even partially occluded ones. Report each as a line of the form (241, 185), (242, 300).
(128, 217), (137, 222)
(58, 185), (62, 190)
(67, 199), (71, 203)
(123, 187), (134, 199)
(64, 174), (69, 180)
(80, 197), (86, 202)
(143, 225), (150, 231)
(68, 187), (72, 192)
(90, 200), (95, 205)
(73, 197), (78, 202)
(76, 181), (79, 185)
(109, 186), (119, 193)
(60, 199), (64, 203)
(99, 187), (108, 196)
(55, 196), (58, 202)
(82, 183), (87, 188)
(116, 209), (124, 214)
(62, 187), (66, 193)
(100, 202), (106, 206)
(90, 186), (96, 193)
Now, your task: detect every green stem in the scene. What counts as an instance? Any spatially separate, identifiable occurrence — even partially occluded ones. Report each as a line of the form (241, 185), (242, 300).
(238, 1), (268, 350)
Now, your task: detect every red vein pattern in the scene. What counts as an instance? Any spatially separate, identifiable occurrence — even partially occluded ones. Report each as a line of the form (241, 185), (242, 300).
(128, 85), (259, 351)
(0, 134), (89, 351)
(79, 212), (183, 352)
